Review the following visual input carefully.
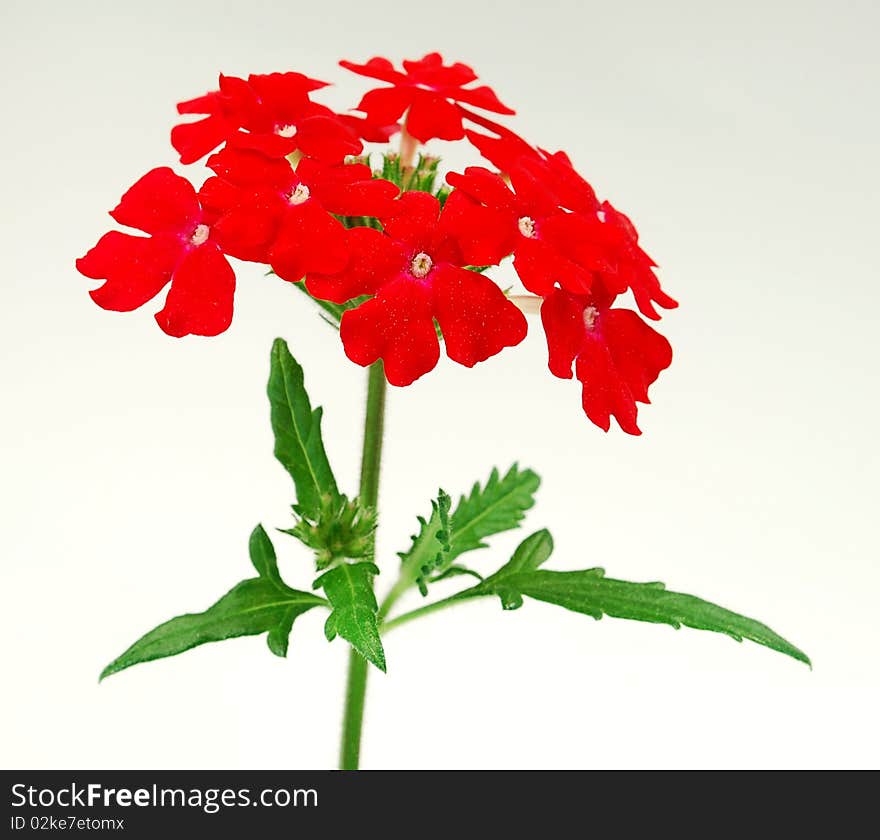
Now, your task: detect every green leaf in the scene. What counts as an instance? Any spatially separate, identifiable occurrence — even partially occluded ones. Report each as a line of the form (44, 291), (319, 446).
(471, 531), (810, 666)
(397, 490), (451, 596)
(101, 526), (326, 679)
(448, 465), (540, 561)
(315, 562), (386, 672)
(478, 528), (554, 609)
(268, 339), (338, 518)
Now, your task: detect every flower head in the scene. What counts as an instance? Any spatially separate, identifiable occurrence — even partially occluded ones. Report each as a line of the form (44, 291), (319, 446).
(340, 52), (514, 143)
(76, 168), (236, 337)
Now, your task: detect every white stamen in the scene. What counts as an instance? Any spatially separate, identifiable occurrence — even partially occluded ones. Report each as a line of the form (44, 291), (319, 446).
(276, 124), (297, 138)
(518, 216), (536, 238)
(190, 224), (210, 246)
(583, 305), (599, 329)
(596, 210), (606, 223)
(288, 183), (311, 205)
(410, 252), (433, 278)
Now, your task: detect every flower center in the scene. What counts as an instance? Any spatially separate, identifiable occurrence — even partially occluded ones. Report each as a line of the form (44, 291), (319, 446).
(275, 124), (297, 138)
(410, 252), (433, 278)
(596, 210), (606, 223)
(518, 216), (536, 238)
(190, 224), (210, 246)
(583, 306), (599, 330)
(288, 184), (311, 205)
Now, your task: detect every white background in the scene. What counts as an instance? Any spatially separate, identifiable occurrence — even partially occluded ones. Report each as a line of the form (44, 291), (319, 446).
(2, 0), (878, 768)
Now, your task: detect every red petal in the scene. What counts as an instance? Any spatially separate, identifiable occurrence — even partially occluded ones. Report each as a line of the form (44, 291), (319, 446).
(307, 227), (404, 303)
(355, 86), (413, 125)
(445, 166), (517, 212)
(340, 57), (408, 85)
(440, 189), (514, 266)
(602, 309), (672, 404)
(464, 127), (540, 174)
(155, 243), (236, 337)
(452, 84), (515, 115)
(514, 236), (591, 297)
(212, 189), (287, 263)
(405, 89), (464, 142)
(78, 231), (180, 312)
(539, 288), (585, 379)
(336, 113), (399, 143)
(432, 265), (527, 368)
(403, 53), (477, 88)
(294, 115), (363, 163)
(171, 116), (231, 164)
(380, 191), (441, 248)
(109, 168), (201, 236)
(575, 337), (640, 435)
(226, 131), (297, 158)
(206, 147), (295, 190)
(268, 203), (348, 282)
(339, 277), (440, 386)
(197, 176), (244, 225)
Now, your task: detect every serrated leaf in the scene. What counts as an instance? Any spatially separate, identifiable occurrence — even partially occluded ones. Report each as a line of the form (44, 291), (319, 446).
(397, 490), (451, 596)
(448, 465), (540, 561)
(268, 339), (338, 518)
(315, 562), (386, 672)
(470, 531), (810, 665)
(101, 526), (326, 679)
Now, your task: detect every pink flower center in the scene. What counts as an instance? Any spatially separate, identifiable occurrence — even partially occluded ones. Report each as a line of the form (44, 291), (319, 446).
(288, 184), (311, 205)
(275, 124), (297, 138)
(190, 224), (210, 246)
(410, 252), (433, 278)
(583, 306), (599, 330)
(518, 216), (536, 238)
(596, 210), (607, 223)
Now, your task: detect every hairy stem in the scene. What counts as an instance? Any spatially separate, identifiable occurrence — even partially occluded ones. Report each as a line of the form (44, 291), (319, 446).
(339, 362), (387, 770)
(381, 591), (483, 634)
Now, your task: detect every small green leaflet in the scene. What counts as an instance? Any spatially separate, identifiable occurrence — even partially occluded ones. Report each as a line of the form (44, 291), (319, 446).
(448, 465), (541, 561)
(268, 339), (338, 519)
(466, 530), (810, 666)
(100, 526), (327, 680)
(397, 490), (451, 596)
(315, 562), (386, 672)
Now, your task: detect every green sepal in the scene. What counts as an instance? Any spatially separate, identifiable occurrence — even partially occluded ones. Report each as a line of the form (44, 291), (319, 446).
(100, 526), (326, 680)
(314, 562), (386, 672)
(281, 492), (377, 570)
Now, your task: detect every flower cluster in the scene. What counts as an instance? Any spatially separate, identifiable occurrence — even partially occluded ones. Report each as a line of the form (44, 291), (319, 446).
(77, 53), (676, 433)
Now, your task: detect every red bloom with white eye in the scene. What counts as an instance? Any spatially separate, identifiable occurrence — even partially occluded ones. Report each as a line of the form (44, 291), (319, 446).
(76, 168), (236, 337)
(199, 147), (398, 281)
(445, 165), (601, 296)
(340, 52), (514, 143)
(306, 191), (527, 386)
(172, 72), (362, 165)
(541, 287), (672, 435)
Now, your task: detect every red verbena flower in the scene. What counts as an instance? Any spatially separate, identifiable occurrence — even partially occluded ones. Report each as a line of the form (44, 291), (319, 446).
(172, 72), (363, 165)
(76, 167), (236, 337)
(340, 52), (514, 143)
(541, 286), (672, 435)
(445, 164), (601, 296)
(199, 147), (398, 280)
(305, 191), (527, 386)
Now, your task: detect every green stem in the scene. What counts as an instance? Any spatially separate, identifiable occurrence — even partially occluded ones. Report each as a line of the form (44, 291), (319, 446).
(381, 591), (482, 634)
(339, 362), (387, 770)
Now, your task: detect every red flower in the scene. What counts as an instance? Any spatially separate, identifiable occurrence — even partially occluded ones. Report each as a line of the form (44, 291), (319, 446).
(446, 165), (602, 297)
(541, 287), (672, 435)
(340, 52), (514, 143)
(199, 147), (398, 281)
(172, 72), (362, 165)
(76, 168), (236, 337)
(306, 191), (527, 385)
